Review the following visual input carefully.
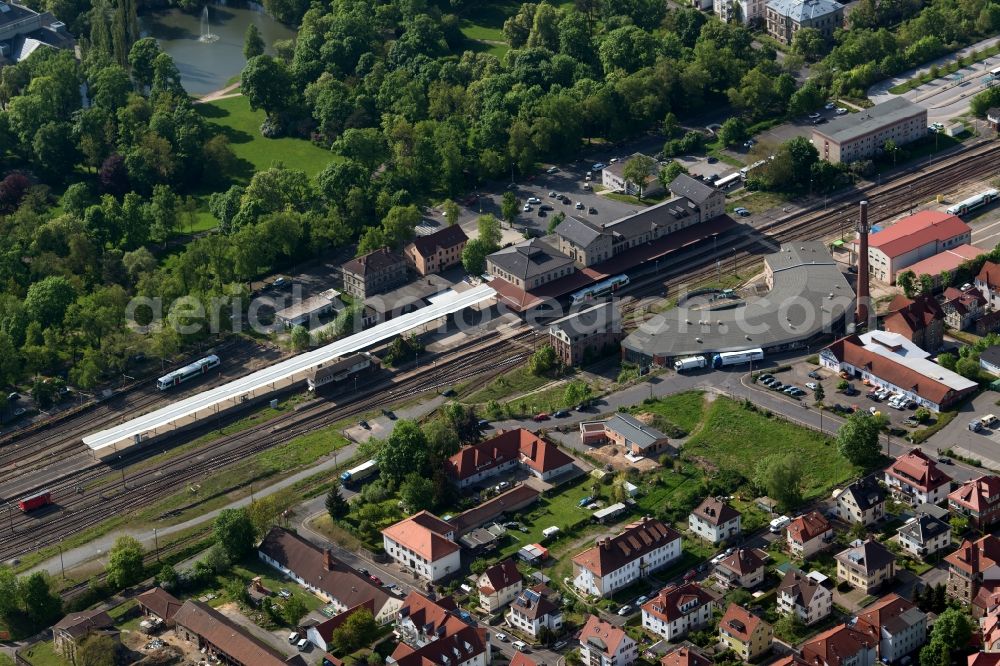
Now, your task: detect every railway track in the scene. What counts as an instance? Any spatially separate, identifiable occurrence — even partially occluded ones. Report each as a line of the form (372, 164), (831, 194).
(0, 334), (532, 560)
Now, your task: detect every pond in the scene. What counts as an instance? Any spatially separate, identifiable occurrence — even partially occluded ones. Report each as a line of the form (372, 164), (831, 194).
(140, 3), (296, 96)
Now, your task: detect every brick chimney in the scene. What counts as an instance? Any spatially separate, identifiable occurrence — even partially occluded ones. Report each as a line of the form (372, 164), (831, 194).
(324, 549), (335, 571)
(856, 200), (871, 329)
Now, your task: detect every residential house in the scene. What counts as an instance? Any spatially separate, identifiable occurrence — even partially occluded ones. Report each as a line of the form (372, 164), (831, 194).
(836, 539), (897, 593)
(578, 413), (673, 459)
(719, 603), (772, 662)
(885, 450), (953, 505)
(403, 225), (468, 276)
(307, 601), (375, 652)
(949, 475), (1000, 529)
(445, 428), (576, 489)
(601, 153), (664, 197)
(970, 655), (1000, 666)
(548, 302), (624, 366)
(976, 261), (1000, 310)
(766, 0), (843, 45)
(53, 610), (119, 665)
(389, 623), (490, 666)
(641, 583), (717, 641)
(341, 247), (409, 299)
(689, 497), (742, 544)
(477, 559), (523, 613)
(579, 614), (638, 666)
(714, 548), (768, 590)
(382, 511), (462, 582)
(942, 286), (988, 331)
(983, 615), (1000, 652)
(801, 624), (878, 666)
(852, 593), (927, 664)
(715, 0), (765, 25)
(777, 569), (833, 625)
(395, 592), (463, 649)
(136, 587), (182, 625)
(173, 600), (306, 666)
(573, 517), (682, 597)
(883, 295), (945, 352)
(787, 511), (834, 559)
(945, 534), (1000, 605)
(896, 504), (952, 559)
(258, 527), (401, 622)
(661, 645), (714, 666)
(837, 476), (887, 526)
(506, 585), (563, 639)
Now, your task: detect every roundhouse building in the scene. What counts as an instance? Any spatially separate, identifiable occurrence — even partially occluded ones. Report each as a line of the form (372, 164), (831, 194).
(622, 241), (853, 366)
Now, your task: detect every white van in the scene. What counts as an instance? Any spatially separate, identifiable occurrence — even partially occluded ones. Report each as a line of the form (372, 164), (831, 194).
(769, 515), (791, 533)
(296, 637), (310, 652)
(288, 632), (299, 644)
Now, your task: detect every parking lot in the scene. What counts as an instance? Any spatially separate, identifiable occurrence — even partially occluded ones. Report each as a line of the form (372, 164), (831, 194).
(929, 390), (1000, 467)
(756, 361), (923, 429)
(754, 104), (849, 148)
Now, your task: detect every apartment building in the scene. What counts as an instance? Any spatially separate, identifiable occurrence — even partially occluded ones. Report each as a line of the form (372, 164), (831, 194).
(812, 97), (926, 165)
(573, 518), (682, 597)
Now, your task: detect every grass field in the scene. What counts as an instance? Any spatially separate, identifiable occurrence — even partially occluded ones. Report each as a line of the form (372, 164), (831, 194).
(497, 475), (597, 559)
(19, 642), (62, 666)
(683, 397), (858, 499)
(635, 391), (706, 434)
(725, 189), (790, 214)
(197, 95), (339, 179)
(465, 367), (554, 405)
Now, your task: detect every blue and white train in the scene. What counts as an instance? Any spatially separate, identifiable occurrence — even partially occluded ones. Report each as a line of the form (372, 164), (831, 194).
(570, 274), (630, 304)
(156, 355), (221, 390)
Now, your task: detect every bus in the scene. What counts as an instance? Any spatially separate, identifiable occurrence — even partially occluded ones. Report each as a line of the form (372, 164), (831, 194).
(570, 275), (630, 304)
(739, 160), (766, 180)
(714, 172), (742, 190)
(156, 355), (222, 390)
(947, 189), (999, 216)
(991, 66), (1000, 78)
(712, 348), (764, 368)
(340, 459), (378, 486)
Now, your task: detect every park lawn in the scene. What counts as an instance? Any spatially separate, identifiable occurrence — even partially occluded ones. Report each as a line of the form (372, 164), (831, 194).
(197, 95), (339, 179)
(683, 397), (859, 500)
(19, 641), (63, 666)
(634, 391), (706, 434)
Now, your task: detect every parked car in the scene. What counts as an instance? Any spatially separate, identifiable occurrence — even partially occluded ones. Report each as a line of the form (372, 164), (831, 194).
(635, 595), (650, 605)
(825, 102), (835, 110)
(808, 370), (822, 379)
(617, 605), (633, 616)
(769, 515), (791, 533)
(770, 382), (784, 391)
(578, 496), (594, 507)
(546, 166), (558, 174)
(359, 420), (370, 429)
(358, 568), (369, 577)
(588, 207), (598, 214)
(537, 209), (547, 217)
(734, 207), (750, 217)
(583, 182), (592, 190)
(552, 640), (568, 651)
(836, 107), (848, 115)
(527, 196), (541, 204)
(512, 640), (529, 652)
(554, 410), (570, 418)
(533, 413), (550, 422)
(591, 163), (606, 171)
(548, 191), (558, 197)
(758, 373), (773, 381)
(808, 112), (821, 120)
(522, 204), (532, 212)
(478, 419), (491, 429)
(273, 277), (287, 288)
(937, 456), (952, 465)
(806, 382), (818, 390)
(707, 156), (718, 164)
(495, 633), (508, 642)
(279, 589), (292, 599)
(369, 575), (383, 585)
(684, 569), (698, 581)
(575, 201), (585, 209)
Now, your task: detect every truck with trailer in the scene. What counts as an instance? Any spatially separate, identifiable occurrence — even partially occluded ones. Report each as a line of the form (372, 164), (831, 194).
(340, 459), (378, 486)
(18, 490), (52, 512)
(673, 356), (707, 372)
(712, 348), (764, 368)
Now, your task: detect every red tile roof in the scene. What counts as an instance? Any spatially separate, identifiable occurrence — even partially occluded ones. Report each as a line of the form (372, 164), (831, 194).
(642, 583), (716, 623)
(511, 654), (541, 666)
(978, 261), (1000, 290)
(396, 591), (461, 639)
(946, 534), (1000, 575)
(852, 593), (922, 642)
(518, 433), (575, 474)
(868, 210), (970, 259)
(884, 295), (943, 336)
(692, 497), (740, 526)
(718, 548), (767, 576)
(136, 587), (182, 622)
(312, 600), (375, 643)
(479, 559), (522, 596)
(580, 614), (630, 656)
(720, 603), (767, 642)
(573, 517), (681, 576)
(342, 247), (403, 277)
(905, 244), (985, 278)
(824, 335), (968, 406)
(662, 646), (714, 666)
(969, 654), (1000, 666)
(446, 429), (574, 481)
(949, 475), (1000, 514)
(173, 601), (301, 666)
(382, 511), (459, 561)
(801, 624), (877, 666)
(390, 624), (489, 666)
(886, 450), (952, 493)
(787, 511), (832, 545)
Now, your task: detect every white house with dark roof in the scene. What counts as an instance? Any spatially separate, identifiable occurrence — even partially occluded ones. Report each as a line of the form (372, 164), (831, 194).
(714, 548), (768, 589)
(477, 560), (522, 612)
(836, 539), (897, 593)
(778, 569), (832, 625)
(579, 413), (673, 459)
(641, 583), (717, 641)
(506, 585), (563, 639)
(897, 504), (952, 560)
(572, 517), (682, 597)
(689, 497), (741, 544)
(601, 154), (663, 198)
(838, 476), (887, 526)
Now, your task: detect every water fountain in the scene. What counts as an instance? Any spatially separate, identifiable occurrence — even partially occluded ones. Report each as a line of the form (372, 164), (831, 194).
(198, 6), (219, 43)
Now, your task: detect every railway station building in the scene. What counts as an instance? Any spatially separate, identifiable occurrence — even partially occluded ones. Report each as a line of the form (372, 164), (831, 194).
(861, 210), (971, 284)
(812, 97), (926, 164)
(548, 302), (623, 366)
(341, 247), (408, 299)
(622, 241), (853, 366)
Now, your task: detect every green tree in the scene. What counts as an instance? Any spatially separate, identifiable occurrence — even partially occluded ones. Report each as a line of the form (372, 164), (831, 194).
(326, 479), (349, 519)
(956, 356), (981, 380)
(718, 117), (748, 147)
(791, 27), (826, 61)
(157, 564), (179, 590)
(658, 161), (688, 190)
(928, 607), (974, 652)
(105, 536), (145, 590)
(883, 139), (900, 166)
(564, 380), (593, 405)
(244, 24), (265, 60)
(919, 273), (934, 295)
(290, 325), (310, 350)
(919, 639), (950, 666)
(376, 419), (429, 486)
(814, 383), (825, 404)
(0, 566), (20, 619)
(330, 608), (379, 653)
(424, 419), (461, 462)
(462, 238), (492, 276)
(241, 55), (293, 117)
(547, 211), (566, 233)
(500, 192), (518, 227)
(32, 121), (79, 182)
(283, 594), (308, 626)
(937, 352), (958, 371)
(128, 37), (161, 88)
(443, 199), (460, 226)
(836, 412), (882, 466)
(622, 154), (656, 200)
(752, 454), (804, 510)
(20, 572), (61, 625)
(478, 214), (502, 248)
(399, 472), (436, 513)
(897, 270), (917, 298)
(213, 508), (256, 561)
(528, 345), (557, 376)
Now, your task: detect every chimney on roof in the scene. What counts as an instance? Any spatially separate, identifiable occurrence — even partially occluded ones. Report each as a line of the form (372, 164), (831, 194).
(600, 538), (611, 550)
(324, 549), (334, 572)
(856, 200), (871, 329)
